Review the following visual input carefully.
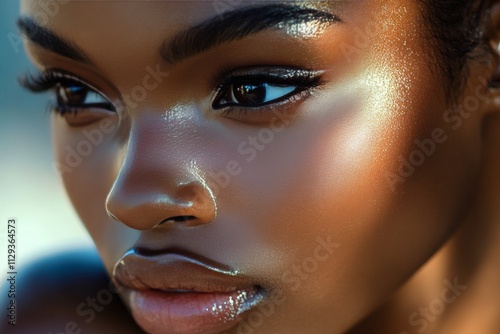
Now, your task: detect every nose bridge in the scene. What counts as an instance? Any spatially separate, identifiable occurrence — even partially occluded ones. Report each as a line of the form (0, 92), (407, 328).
(122, 112), (194, 190)
(105, 110), (216, 230)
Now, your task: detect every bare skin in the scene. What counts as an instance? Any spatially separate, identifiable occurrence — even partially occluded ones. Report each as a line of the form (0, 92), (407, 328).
(10, 0), (500, 333)
(349, 114), (500, 334)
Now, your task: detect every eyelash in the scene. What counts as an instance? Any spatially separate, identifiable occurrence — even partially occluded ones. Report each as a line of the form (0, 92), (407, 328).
(19, 70), (114, 115)
(19, 67), (323, 119)
(211, 66), (323, 118)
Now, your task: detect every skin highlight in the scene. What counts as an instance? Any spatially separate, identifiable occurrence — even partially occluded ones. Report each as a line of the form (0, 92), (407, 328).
(9, 0), (500, 333)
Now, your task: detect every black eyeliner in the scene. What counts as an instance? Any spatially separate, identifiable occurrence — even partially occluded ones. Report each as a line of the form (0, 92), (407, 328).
(18, 70), (115, 115)
(211, 66), (324, 110)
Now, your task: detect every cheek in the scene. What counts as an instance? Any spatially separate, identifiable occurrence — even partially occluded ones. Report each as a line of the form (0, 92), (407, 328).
(219, 60), (480, 331)
(51, 114), (138, 272)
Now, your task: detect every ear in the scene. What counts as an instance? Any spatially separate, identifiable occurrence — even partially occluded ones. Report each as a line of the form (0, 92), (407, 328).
(475, 2), (500, 202)
(446, 2), (500, 118)
(487, 2), (500, 80)
(484, 0), (500, 108)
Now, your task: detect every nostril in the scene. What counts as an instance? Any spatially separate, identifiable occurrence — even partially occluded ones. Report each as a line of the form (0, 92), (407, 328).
(158, 215), (197, 226)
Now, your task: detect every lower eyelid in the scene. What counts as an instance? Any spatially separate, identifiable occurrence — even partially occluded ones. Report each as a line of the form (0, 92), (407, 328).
(53, 106), (118, 126)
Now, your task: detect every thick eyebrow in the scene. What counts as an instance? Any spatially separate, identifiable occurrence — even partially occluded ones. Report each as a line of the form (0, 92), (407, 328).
(162, 3), (340, 64)
(16, 16), (91, 65)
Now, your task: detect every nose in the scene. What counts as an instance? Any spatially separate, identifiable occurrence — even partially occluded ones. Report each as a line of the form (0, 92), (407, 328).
(105, 113), (216, 230)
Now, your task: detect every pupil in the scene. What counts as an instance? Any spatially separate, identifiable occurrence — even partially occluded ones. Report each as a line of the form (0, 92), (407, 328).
(57, 84), (87, 106)
(233, 83), (266, 105)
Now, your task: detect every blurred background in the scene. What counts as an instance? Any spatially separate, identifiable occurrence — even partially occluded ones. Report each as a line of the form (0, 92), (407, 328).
(0, 1), (94, 275)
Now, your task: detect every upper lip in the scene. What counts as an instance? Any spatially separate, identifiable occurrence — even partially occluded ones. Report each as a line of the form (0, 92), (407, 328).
(113, 249), (256, 293)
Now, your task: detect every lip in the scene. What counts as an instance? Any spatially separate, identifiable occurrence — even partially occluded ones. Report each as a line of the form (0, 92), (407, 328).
(113, 249), (265, 334)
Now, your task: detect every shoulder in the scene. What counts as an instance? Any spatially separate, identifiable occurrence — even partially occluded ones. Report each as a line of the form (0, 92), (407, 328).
(1, 249), (143, 333)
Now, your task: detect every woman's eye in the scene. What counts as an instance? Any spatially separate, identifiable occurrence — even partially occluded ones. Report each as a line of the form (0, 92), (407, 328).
(55, 82), (114, 111)
(215, 82), (297, 108)
(211, 68), (323, 115)
(19, 70), (118, 127)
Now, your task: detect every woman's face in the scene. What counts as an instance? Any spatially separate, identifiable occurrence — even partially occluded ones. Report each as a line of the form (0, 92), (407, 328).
(21, 0), (489, 333)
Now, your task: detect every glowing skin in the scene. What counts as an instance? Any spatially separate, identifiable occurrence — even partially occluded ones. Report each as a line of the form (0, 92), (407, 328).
(14, 0), (500, 333)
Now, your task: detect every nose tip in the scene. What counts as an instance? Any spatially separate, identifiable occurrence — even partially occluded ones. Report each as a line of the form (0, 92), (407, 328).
(105, 181), (216, 230)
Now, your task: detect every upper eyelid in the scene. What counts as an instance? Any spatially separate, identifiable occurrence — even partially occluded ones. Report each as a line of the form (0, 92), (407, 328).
(52, 72), (101, 91)
(20, 69), (110, 99)
(209, 66), (322, 88)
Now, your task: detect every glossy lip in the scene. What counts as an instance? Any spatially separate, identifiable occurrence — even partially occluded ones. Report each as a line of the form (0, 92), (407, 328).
(113, 249), (265, 334)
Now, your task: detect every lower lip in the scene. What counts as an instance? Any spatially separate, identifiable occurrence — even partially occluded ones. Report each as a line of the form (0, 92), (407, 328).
(128, 287), (264, 334)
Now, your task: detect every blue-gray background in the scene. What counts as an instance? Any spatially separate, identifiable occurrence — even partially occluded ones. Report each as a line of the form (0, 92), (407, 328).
(0, 1), (94, 274)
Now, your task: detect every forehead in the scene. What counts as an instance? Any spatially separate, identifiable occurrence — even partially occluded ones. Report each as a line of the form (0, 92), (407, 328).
(19, 2), (343, 55)
(17, 0), (386, 57)
(19, 0), (371, 38)
(19, 1), (361, 77)
(20, 0), (344, 21)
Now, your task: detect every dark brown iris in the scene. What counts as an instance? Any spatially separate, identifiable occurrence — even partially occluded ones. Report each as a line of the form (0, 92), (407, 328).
(233, 83), (266, 105)
(56, 83), (87, 106)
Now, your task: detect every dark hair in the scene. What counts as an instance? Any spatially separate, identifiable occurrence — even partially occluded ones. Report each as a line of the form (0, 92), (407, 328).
(418, 0), (489, 100)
